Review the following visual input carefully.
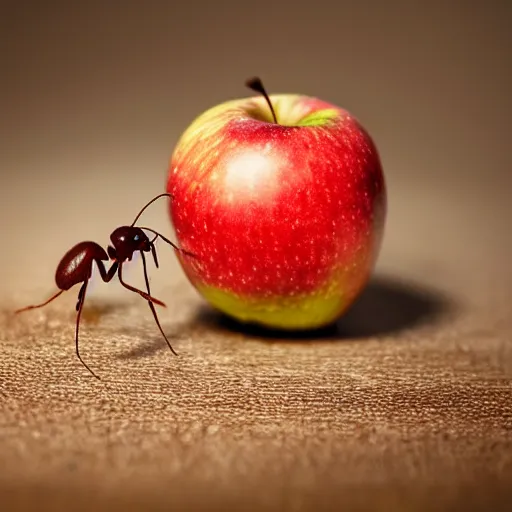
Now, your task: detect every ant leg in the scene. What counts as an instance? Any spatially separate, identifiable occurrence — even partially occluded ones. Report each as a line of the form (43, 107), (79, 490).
(15, 289), (64, 314)
(151, 243), (159, 268)
(75, 280), (100, 379)
(96, 259), (118, 283)
(96, 258), (165, 306)
(117, 263), (167, 307)
(140, 251), (178, 356)
(107, 245), (116, 260)
(75, 283), (85, 311)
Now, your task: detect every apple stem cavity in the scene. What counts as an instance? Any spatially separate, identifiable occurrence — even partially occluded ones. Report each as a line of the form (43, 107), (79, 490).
(245, 76), (279, 125)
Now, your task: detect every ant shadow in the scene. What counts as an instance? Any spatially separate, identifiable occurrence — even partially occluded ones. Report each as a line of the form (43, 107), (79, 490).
(80, 298), (180, 360)
(115, 340), (161, 360)
(114, 332), (182, 360)
(81, 299), (132, 324)
(190, 274), (456, 342)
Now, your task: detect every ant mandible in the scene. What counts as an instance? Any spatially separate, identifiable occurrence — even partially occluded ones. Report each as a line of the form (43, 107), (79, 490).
(15, 193), (194, 380)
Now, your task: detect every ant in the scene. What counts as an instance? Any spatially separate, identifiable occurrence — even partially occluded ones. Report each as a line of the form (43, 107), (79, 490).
(15, 193), (194, 380)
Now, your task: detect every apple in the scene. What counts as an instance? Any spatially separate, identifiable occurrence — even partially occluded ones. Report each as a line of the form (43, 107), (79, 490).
(166, 77), (386, 330)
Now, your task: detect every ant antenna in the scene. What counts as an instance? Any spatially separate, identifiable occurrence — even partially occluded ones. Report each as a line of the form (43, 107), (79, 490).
(130, 193), (173, 227)
(138, 226), (196, 259)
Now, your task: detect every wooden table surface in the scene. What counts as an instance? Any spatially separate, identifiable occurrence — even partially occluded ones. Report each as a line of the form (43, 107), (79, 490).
(1, 2), (511, 510)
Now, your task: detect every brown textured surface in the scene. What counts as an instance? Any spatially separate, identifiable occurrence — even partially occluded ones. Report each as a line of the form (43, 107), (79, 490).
(1, 1), (512, 511)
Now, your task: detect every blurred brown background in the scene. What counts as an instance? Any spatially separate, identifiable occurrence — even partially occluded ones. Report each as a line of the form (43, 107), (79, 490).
(0, 1), (511, 511)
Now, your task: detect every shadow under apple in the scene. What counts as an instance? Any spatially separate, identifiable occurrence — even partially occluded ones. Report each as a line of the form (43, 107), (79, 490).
(191, 274), (456, 341)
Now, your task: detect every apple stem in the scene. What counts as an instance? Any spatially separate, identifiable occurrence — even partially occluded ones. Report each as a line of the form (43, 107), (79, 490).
(245, 76), (279, 124)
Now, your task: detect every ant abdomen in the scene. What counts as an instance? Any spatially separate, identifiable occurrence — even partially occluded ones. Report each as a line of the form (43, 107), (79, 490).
(55, 242), (108, 291)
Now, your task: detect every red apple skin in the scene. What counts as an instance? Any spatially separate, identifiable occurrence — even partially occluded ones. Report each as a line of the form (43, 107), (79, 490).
(166, 94), (386, 330)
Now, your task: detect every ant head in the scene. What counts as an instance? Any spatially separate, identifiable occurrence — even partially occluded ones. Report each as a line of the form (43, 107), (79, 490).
(109, 226), (151, 261)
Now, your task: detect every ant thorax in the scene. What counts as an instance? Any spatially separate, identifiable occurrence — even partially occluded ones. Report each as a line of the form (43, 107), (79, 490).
(109, 226), (151, 261)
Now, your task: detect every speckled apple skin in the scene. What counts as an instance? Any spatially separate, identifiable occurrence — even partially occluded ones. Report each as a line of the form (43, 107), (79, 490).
(167, 94), (386, 329)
